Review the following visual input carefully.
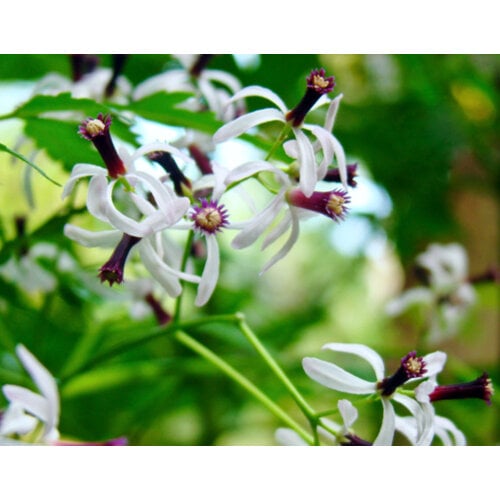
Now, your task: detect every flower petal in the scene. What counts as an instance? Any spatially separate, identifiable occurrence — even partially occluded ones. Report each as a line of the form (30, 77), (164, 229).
(302, 357), (376, 394)
(16, 345), (58, 413)
(422, 351), (447, 378)
(231, 190), (286, 249)
(86, 175), (111, 223)
(195, 234), (220, 307)
(385, 287), (434, 315)
(275, 428), (308, 446)
(337, 399), (358, 430)
(320, 343), (386, 381)
(14, 345), (59, 437)
(61, 164), (107, 199)
(2, 385), (51, 426)
(373, 398), (395, 445)
(63, 224), (122, 248)
(304, 125), (335, 180)
(434, 416), (466, 446)
(0, 402), (37, 436)
(293, 128), (317, 197)
(260, 209), (300, 274)
(393, 393), (433, 445)
(213, 108), (286, 143)
(324, 94), (343, 132)
(223, 85), (288, 113)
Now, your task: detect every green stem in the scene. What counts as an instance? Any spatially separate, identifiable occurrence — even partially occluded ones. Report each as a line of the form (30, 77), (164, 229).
(59, 314), (240, 384)
(173, 229), (195, 323)
(235, 314), (316, 420)
(265, 123), (292, 161)
(175, 329), (313, 444)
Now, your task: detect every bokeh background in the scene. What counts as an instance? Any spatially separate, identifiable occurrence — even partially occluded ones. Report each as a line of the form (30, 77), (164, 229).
(0, 54), (498, 445)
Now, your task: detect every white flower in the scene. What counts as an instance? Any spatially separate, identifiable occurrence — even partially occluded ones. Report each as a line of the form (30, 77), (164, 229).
(386, 242), (476, 343)
(302, 343), (446, 445)
(0, 345), (60, 443)
(0, 242), (78, 294)
(220, 160), (349, 273)
(62, 140), (192, 239)
(213, 84), (347, 196)
(133, 55), (243, 121)
(275, 399), (356, 446)
(395, 414), (466, 446)
(63, 224), (201, 299)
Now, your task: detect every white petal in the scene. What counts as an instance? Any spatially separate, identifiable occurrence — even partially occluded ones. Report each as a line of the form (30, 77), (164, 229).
(275, 428), (309, 446)
(337, 399), (358, 430)
(320, 343), (386, 381)
(102, 182), (152, 237)
(385, 287), (434, 315)
(422, 351), (447, 378)
(393, 393), (431, 445)
(304, 125), (335, 180)
(302, 357), (376, 394)
(16, 345), (58, 410)
(231, 191), (286, 249)
(416, 402), (437, 446)
(61, 164), (107, 199)
(203, 70), (242, 95)
(86, 175), (111, 223)
(129, 171), (190, 225)
(195, 235), (220, 307)
(434, 416), (466, 446)
(2, 385), (51, 426)
(395, 416), (418, 445)
(224, 85), (288, 113)
(324, 94), (343, 132)
(64, 224), (121, 248)
(261, 211), (292, 250)
(373, 398), (396, 445)
(0, 403), (37, 436)
(211, 161), (230, 201)
(138, 240), (183, 297)
(328, 133), (348, 190)
(14, 345), (60, 437)
(293, 128), (317, 197)
(283, 139), (299, 158)
(260, 209), (300, 274)
(213, 108), (286, 143)
(415, 380), (436, 403)
(225, 160), (287, 186)
(138, 239), (201, 296)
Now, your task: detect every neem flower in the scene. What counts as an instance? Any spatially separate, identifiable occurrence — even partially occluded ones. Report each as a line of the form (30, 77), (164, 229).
(0, 345), (60, 443)
(189, 199), (230, 306)
(302, 343), (446, 445)
(223, 160), (350, 273)
(213, 69), (347, 196)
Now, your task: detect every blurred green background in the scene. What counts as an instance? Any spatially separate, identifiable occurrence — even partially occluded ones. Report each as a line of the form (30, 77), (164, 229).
(0, 54), (498, 445)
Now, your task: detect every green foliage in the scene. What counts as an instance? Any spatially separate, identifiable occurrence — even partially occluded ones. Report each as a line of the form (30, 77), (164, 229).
(0, 54), (498, 446)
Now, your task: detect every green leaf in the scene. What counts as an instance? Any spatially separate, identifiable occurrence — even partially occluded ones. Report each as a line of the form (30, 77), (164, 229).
(2, 92), (112, 120)
(0, 141), (61, 186)
(23, 118), (102, 169)
(123, 91), (223, 134)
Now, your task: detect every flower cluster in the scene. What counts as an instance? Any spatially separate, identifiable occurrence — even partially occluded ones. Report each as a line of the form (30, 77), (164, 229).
(62, 62), (353, 309)
(277, 342), (493, 446)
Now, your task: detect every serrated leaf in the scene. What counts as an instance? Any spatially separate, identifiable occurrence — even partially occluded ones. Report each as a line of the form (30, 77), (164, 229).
(3, 92), (112, 120)
(23, 118), (102, 169)
(124, 91), (222, 134)
(0, 141), (61, 185)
